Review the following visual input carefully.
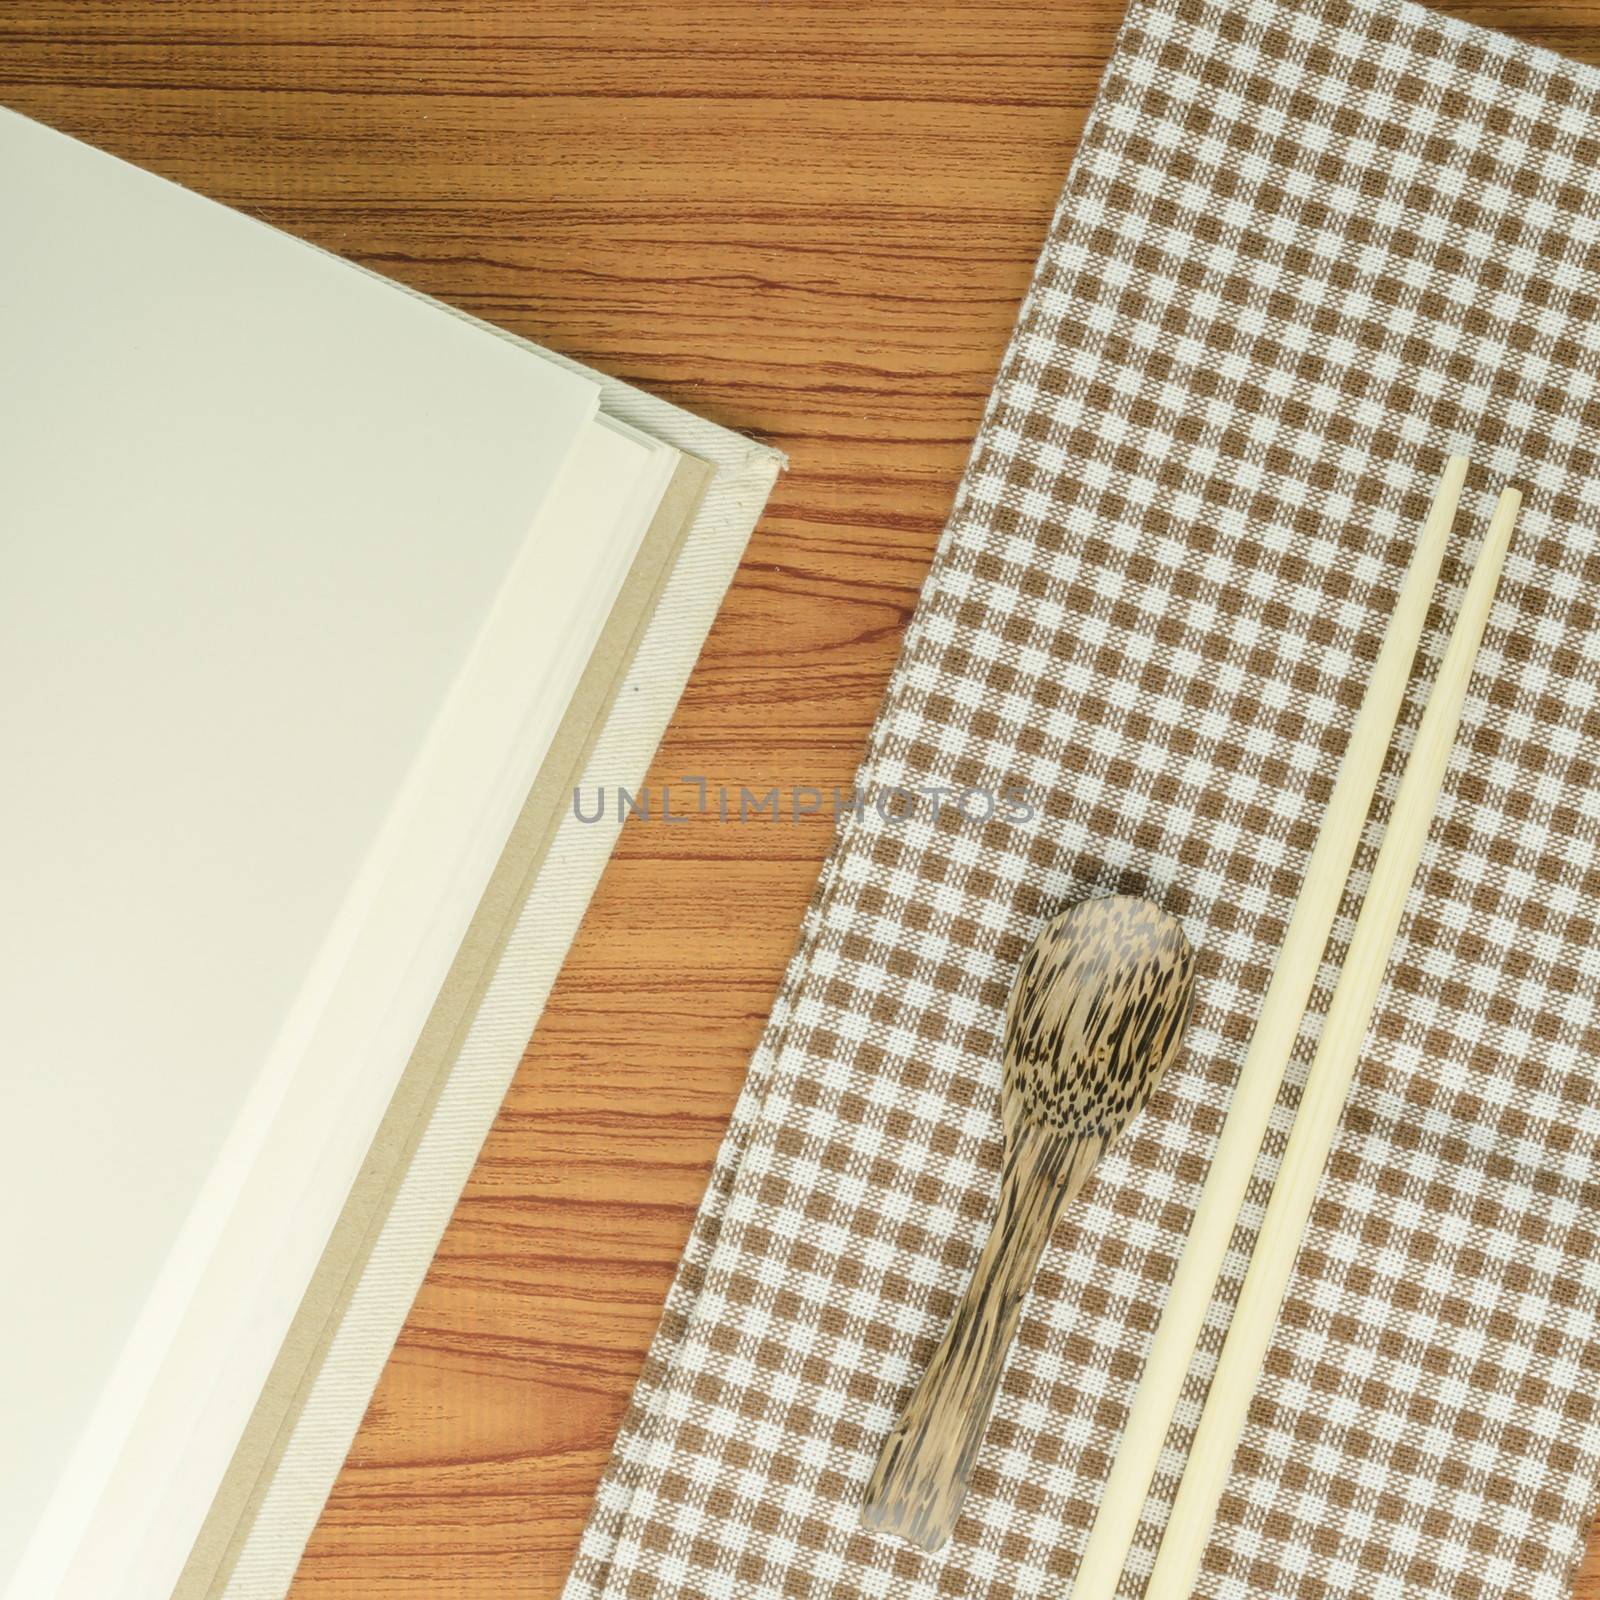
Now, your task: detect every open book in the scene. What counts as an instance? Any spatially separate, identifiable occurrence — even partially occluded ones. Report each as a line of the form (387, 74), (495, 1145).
(0, 107), (779, 1600)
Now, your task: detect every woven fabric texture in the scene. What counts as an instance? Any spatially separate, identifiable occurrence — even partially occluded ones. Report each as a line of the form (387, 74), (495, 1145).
(565, 0), (1600, 1595)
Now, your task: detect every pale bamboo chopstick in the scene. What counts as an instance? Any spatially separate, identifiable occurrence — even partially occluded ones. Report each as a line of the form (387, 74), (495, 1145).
(1139, 484), (1521, 1600)
(1066, 456), (1470, 1600)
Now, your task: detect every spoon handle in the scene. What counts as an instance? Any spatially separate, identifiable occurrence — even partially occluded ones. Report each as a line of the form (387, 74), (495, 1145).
(861, 1130), (1092, 1551)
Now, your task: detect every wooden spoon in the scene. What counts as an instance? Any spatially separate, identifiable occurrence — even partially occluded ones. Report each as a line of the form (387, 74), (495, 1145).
(860, 894), (1196, 1552)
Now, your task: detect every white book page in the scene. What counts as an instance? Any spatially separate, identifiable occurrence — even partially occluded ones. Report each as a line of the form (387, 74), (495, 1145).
(0, 105), (635, 1596)
(63, 414), (679, 1600)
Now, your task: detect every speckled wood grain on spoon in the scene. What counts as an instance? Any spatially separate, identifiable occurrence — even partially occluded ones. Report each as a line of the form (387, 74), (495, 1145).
(861, 894), (1196, 1553)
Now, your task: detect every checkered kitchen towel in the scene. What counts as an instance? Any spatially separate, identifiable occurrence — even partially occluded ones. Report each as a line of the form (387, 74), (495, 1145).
(565, 0), (1600, 1595)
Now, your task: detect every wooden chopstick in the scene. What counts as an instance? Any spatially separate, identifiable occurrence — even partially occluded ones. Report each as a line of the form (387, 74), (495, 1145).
(1065, 456), (1471, 1600)
(1138, 483), (1521, 1600)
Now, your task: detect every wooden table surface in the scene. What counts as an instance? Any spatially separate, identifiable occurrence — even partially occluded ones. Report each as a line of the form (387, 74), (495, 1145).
(5, 2), (1598, 1594)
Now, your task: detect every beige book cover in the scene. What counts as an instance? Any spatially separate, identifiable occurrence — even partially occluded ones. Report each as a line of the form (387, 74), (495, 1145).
(1, 102), (782, 1600)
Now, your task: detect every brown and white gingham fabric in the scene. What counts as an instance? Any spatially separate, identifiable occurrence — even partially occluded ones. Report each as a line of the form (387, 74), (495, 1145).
(563, 0), (1600, 1594)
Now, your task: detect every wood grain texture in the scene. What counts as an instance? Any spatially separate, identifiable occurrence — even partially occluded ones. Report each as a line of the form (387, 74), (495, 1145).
(1, 3), (1596, 1594)
(861, 897), (1194, 1553)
